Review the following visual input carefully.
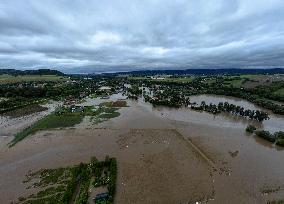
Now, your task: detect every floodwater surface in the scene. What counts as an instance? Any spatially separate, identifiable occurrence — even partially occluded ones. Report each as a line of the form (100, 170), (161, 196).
(0, 94), (284, 203)
(135, 94), (284, 203)
(144, 94), (284, 133)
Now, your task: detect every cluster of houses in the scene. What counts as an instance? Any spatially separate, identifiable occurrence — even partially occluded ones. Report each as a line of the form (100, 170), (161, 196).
(63, 96), (85, 113)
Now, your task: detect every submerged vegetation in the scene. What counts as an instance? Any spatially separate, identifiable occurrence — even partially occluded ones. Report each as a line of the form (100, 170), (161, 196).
(245, 125), (284, 147)
(245, 125), (257, 133)
(9, 101), (126, 147)
(256, 130), (284, 146)
(191, 101), (269, 122)
(255, 130), (277, 143)
(17, 156), (117, 204)
(9, 112), (84, 147)
(127, 74), (284, 115)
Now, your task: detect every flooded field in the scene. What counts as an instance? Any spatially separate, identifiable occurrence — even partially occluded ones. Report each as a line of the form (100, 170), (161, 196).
(0, 102), (59, 140)
(0, 94), (284, 203)
(149, 94), (284, 133)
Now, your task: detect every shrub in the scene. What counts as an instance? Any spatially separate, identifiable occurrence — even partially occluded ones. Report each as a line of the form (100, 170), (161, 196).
(276, 139), (284, 147)
(274, 131), (284, 139)
(246, 125), (256, 133)
(255, 130), (276, 143)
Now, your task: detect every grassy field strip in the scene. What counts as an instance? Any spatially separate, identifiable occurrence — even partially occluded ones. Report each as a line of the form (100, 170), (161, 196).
(274, 88), (284, 97)
(9, 113), (84, 147)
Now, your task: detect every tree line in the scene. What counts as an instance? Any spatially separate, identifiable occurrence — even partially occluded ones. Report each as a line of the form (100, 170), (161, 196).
(191, 101), (269, 122)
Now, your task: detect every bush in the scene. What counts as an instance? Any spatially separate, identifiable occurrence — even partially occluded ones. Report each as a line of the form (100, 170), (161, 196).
(276, 139), (284, 147)
(274, 131), (284, 139)
(246, 125), (256, 133)
(255, 130), (276, 143)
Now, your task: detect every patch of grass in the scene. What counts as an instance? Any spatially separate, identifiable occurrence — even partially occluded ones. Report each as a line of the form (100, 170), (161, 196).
(100, 112), (120, 119)
(88, 102), (124, 124)
(239, 74), (262, 79)
(9, 113), (84, 147)
(99, 100), (127, 108)
(90, 93), (107, 99)
(273, 88), (284, 97)
(229, 79), (244, 87)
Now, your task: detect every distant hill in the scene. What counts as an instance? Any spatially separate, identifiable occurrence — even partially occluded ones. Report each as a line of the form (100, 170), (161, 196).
(101, 68), (284, 76)
(0, 69), (64, 76)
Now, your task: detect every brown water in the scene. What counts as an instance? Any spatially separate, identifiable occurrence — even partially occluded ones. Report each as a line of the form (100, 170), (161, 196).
(1, 94), (284, 203)
(141, 94), (284, 133)
(0, 102), (59, 139)
(135, 94), (284, 203)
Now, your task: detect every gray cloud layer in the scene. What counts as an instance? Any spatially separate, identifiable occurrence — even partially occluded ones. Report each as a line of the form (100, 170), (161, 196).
(0, 0), (284, 73)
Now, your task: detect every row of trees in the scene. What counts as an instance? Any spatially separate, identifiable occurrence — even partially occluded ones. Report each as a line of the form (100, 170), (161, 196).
(191, 101), (270, 122)
(127, 76), (284, 115)
(246, 125), (284, 147)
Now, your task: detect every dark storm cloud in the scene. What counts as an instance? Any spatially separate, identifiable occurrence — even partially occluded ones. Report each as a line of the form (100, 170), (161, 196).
(0, 0), (284, 73)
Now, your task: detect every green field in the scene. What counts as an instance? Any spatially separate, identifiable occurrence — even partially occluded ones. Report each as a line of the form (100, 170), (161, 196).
(239, 74), (263, 79)
(9, 113), (84, 147)
(274, 88), (284, 97)
(0, 74), (68, 84)
(129, 76), (194, 83)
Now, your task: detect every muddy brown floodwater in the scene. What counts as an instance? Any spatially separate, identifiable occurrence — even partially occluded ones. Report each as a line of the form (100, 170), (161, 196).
(0, 94), (284, 203)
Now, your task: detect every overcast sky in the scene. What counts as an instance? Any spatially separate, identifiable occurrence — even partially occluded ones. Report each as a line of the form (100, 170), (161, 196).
(0, 0), (284, 73)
